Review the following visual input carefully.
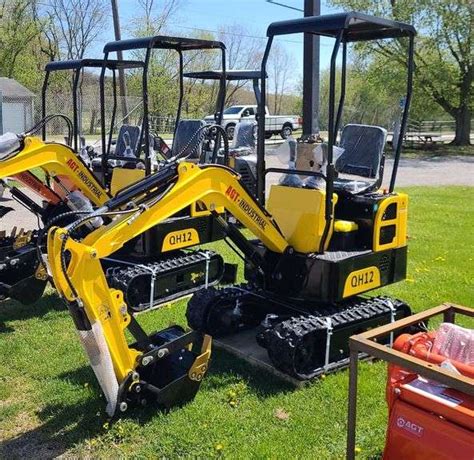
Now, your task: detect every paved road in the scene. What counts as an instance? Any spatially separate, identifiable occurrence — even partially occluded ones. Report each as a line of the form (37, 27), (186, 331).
(1, 155), (473, 234)
(265, 153), (474, 187)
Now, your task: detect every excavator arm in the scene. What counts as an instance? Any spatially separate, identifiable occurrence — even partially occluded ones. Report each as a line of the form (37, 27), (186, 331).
(81, 162), (288, 256)
(47, 161), (289, 414)
(0, 137), (110, 304)
(0, 137), (109, 206)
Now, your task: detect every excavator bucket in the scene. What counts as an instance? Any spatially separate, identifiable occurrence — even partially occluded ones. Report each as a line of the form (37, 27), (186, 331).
(117, 326), (212, 412)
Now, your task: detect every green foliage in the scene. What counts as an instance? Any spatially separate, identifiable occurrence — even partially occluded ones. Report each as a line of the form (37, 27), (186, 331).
(0, 0), (42, 79)
(330, 0), (473, 144)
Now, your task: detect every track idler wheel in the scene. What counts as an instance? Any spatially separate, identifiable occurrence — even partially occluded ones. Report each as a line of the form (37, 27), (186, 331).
(186, 286), (261, 337)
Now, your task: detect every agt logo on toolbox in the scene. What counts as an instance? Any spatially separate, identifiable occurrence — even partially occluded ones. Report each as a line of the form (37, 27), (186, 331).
(66, 158), (103, 199)
(396, 416), (424, 437)
(225, 185), (267, 230)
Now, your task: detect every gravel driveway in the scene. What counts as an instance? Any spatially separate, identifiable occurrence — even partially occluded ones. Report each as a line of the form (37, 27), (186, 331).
(1, 155), (472, 234)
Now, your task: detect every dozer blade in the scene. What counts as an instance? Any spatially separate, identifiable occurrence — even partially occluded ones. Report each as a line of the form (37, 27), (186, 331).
(0, 234), (46, 304)
(7, 275), (48, 305)
(0, 206), (14, 218)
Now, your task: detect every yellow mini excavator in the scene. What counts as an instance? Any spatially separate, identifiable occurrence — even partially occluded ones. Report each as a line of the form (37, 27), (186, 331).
(10, 13), (416, 413)
(0, 37), (232, 305)
(185, 12), (417, 379)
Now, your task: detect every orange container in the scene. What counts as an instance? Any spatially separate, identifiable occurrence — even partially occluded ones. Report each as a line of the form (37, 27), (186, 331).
(384, 330), (474, 459)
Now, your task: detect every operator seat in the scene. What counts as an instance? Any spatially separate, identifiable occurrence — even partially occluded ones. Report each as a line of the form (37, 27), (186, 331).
(114, 125), (141, 159)
(172, 119), (206, 160)
(92, 124), (143, 171)
(229, 120), (257, 157)
(334, 123), (387, 194)
(227, 120), (258, 196)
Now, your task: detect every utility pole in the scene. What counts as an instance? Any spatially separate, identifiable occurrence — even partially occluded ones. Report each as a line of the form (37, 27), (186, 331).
(111, 0), (129, 122)
(303, 0), (320, 139)
(266, 0), (320, 139)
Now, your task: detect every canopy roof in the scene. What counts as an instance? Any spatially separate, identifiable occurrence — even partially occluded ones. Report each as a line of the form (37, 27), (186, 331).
(104, 36), (225, 53)
(45, 59), (144, 72)
(267, 12), (416, 42)
(184, 70), (267, 81)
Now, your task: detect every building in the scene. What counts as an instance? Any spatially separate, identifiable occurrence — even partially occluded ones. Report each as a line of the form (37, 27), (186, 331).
(0, 78), (35, 135)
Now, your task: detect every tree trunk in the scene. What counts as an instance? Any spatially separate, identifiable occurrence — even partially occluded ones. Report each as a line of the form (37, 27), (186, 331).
(89, 109), (97, 135)
(451, 106), (472, 146)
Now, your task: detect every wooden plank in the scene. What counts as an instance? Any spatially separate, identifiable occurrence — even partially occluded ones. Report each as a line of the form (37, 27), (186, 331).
(214, 328), (307, 388)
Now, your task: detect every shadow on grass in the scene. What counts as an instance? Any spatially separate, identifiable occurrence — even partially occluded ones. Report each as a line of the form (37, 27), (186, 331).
(0, 346), (296, 456)
(0, 397), (104, 458)
(206, 348), (295, 397)
(0, 290), (65, 327)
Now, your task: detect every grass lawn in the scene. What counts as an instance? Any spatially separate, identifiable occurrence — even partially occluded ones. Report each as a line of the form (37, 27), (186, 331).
(398, 143), (474, 158)
(1, 186), (473, 458)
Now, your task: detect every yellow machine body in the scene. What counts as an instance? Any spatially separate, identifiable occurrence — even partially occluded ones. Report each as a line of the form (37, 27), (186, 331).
(110, 168), (146, 196)
(266, 185), (338, 253)
(373, 193), (408, 251)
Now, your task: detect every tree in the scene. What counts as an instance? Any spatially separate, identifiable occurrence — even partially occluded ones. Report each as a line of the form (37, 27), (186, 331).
(217, 24), (262, 106)
(330, 0), (473, 145)
(39, 0), (108, 60)
(0, 0), (41, 78)
(267, 43), (295, 114)
(134, 0), (179, 36)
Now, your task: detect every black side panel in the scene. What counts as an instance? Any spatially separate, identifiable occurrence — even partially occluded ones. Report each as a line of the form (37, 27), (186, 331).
(245, 244), (407, 303)
(146, 214), (225, 252)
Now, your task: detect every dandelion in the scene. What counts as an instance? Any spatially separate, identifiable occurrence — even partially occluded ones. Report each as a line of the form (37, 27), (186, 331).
(215, 443), (224, 451)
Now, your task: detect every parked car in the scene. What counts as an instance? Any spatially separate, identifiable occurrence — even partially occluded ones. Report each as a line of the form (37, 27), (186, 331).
(204, 105), (302, 140)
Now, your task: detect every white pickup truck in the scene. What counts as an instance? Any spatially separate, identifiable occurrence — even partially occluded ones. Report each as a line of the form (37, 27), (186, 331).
(204, 105), (302, 140)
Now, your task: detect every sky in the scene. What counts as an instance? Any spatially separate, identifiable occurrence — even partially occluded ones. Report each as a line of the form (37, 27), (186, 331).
(94, 0), (343, 84)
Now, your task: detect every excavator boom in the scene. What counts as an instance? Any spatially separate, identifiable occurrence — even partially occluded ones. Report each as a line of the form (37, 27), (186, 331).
(0, 137), (109, 205)
(46, 161), (288, 414)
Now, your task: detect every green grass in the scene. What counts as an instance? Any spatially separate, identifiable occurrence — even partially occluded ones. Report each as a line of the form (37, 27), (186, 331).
(1, 186), (473, 458)
(399, 143), (474, 158)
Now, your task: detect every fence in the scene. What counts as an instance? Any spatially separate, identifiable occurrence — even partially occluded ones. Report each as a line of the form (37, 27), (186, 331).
(33, 93), (143, 141)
